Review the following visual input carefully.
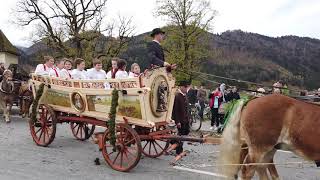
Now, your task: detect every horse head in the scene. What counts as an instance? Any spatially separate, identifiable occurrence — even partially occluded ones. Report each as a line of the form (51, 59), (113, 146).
(3, 69), (13, 82)
(1, 70), (14, 94)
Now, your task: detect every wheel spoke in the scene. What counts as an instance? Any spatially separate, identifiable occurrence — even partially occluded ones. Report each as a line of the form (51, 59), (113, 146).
(154, 140), (165, 151)
(126, 148), (136, 158)
(38, 128), (44, 141)
(35, 127), (42, 135)
(148, 140), (152, 155)
(151, 141), (158, 155)
(42, 127), (46, 143)
(120, 151), (124, 168)
(76, 125), (80, 136)
(142, 141), (149, 150)
(123, 150), (130, 162)
(44, 126), (50, 140)
(124, 138), (136, 146)
(72, 123), (79, 131)
(80, 126), (83, 138)
(112, 151), (121, 164)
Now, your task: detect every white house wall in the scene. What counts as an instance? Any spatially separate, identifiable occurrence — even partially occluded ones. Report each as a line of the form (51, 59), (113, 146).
(0, 52), (18, 68)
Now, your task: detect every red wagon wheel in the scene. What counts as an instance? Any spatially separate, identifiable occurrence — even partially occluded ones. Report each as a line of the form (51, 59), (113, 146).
(141, 139), (169, 158)
(70, 122), (95, 141)
(29, 104), (56, 147)
(101, 123), (142, 172)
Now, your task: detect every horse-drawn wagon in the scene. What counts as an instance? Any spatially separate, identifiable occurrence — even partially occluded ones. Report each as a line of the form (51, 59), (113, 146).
(29, 67), (219, 172)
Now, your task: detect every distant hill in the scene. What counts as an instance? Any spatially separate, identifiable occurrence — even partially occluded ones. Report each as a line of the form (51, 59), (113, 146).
(17, 30), (320, 90)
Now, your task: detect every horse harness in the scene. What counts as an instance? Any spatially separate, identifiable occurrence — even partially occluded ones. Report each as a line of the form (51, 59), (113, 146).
(0, 81), (14, 94)
(19, 88), (33, 102)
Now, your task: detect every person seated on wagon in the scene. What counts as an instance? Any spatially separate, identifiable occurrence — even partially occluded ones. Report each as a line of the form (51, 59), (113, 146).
(71, 58), (88, 80)
(49, 58), (68, 78)
(34, 55), (55, 76)
(87, 58), (107, 80)
(128, 63), (141, 78)
(106, 57), (118, 79)
(60, 58), (73, 79)
(115, 59), (128, 79)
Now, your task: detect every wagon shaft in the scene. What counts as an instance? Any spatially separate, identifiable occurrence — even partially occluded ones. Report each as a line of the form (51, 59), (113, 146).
(156, 135), (221, 145)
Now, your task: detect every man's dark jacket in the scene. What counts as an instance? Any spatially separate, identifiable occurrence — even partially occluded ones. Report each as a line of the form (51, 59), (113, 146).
(147, 41), (165, 67)
(172, 92), (190, 135)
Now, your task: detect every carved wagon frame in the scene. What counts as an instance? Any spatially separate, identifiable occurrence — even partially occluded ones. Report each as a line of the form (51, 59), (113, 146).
(28, 67), (220, 172)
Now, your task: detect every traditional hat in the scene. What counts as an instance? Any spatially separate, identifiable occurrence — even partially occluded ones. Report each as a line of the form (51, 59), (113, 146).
(150, 28), (165, 37)
(177, 79), (191, 87)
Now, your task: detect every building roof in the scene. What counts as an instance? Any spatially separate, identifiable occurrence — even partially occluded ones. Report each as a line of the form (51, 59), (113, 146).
(0, 29), (20, 56)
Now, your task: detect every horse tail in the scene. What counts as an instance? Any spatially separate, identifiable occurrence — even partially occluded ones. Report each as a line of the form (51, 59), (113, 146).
(218, 98), (248, 178)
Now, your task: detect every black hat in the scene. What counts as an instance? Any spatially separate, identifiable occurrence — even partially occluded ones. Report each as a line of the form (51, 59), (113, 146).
(150, 28), (165, 37)
(177, 80), (191, 87)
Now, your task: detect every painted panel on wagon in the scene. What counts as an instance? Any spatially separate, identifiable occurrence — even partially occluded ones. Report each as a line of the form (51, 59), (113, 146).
(43, 89), (71, 107)
(87, 95), (142, 119)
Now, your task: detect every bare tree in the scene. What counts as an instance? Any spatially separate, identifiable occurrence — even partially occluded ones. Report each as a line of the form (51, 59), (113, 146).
(16, 0), (107, 57)
(155, 0), (216, 81)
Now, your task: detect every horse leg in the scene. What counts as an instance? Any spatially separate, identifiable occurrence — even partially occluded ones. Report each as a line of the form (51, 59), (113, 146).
(256, 166), (270, 180)
(4, 105), (10, 123)
(21, 100), (26, 118)
(19, 97), (23, 115)
(236, 144), (249, 178)
(27, 101), (32, 118)
(5, 102), (12, 123)
(265, 150), (280, 180)
(241, 148), (267, 180)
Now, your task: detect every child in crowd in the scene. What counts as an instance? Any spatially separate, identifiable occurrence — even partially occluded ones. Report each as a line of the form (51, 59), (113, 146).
(106, 58), (118, 79)
(49, 58), (67, 78)
(115, 59), (128, 79)
(34, 56), (55, 75)
(87, 58), (107, 79)
(61, 58), (73, 79)
(129, 63), (141, 78)
(71, 58), (87, 79)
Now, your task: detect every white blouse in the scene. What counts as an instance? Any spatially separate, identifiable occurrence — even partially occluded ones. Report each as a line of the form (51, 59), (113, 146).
(87, 68), (107, 80)
(60, 69), (72, 79)
(115, 70), (129, 79)
(34, 64), (52, 76)
(128, 71), (139, 78)
(71, 69), (88, 80)
(106, 69), (116, 79)
(49, 68), (69, 79)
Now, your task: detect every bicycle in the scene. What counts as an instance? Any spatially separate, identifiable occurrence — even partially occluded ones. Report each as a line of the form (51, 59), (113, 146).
(189, 103), (202, 131)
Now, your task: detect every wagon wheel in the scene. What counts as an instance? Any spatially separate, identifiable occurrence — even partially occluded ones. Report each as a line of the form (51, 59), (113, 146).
(141, 139), (169, 158)
(141, 130), (170, 158)
(29, 104), (56, 147)
(101, 123), (142, 172)
(70, 122), (95, 141)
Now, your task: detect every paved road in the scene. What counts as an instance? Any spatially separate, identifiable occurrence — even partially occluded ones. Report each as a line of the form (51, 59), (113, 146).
(0, 111), (318, 180)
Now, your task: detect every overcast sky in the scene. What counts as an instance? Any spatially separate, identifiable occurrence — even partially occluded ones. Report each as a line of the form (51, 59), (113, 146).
(1, 0), (320, 47)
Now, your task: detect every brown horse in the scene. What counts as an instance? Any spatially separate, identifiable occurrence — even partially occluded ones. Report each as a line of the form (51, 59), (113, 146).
(0, 70), (14, 123)
(219, 94), (320, 180)
(18, 81), (33, 118)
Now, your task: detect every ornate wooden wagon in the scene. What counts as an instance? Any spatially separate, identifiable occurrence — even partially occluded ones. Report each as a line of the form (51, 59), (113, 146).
(29, 67), (183, 171)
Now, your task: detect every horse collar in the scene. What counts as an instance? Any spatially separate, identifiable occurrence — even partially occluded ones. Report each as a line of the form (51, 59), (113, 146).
(0, 81), (14, 94)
